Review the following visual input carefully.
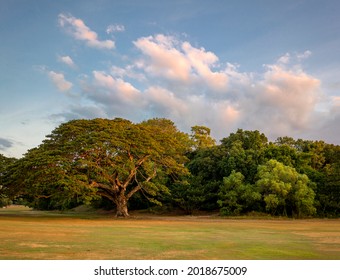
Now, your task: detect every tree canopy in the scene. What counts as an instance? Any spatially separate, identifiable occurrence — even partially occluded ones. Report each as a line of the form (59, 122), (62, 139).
(3, 118), (190, 216)
(256, 159), (316, 217)
(0, 154), (17, 207)
(2, 118), (340, 218)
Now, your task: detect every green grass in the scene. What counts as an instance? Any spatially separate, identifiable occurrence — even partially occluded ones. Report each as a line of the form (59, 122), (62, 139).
(0, 206), (339, 259)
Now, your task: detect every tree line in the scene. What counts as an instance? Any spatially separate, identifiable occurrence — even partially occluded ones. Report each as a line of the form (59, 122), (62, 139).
(1, 118), (339, 217)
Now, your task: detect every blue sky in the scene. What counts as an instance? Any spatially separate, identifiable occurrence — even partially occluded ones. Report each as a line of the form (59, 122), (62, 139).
(1, 0), (340, 158)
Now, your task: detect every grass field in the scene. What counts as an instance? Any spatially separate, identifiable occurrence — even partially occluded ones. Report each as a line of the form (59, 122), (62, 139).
(0, 205), (339, 260)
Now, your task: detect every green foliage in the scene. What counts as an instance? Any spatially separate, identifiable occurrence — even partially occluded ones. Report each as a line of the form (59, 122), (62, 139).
(265, 142), (301, 167)
(0, 154), (17, 207)
(2, 120), (340, 218)
(0, 154), (17, 186)
(317, 144), (340, 216)
(186, 146), (226, 210)
(256, 159), (316, 217)
(190, 125), (216, 150)
(218, 171), (261, 216)
(220, 129), (268, 183)
(3, 118), (190, 216)
(169, 176), (204, 214)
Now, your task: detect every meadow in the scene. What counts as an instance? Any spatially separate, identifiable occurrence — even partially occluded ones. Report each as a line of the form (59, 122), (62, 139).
(0, 206), (339, 260)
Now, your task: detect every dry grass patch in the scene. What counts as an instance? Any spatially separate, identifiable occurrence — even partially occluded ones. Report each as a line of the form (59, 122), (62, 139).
(0, 206), (339, 260)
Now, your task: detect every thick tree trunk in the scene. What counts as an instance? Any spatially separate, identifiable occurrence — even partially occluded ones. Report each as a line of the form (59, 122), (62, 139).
(115, 194), (129, 217)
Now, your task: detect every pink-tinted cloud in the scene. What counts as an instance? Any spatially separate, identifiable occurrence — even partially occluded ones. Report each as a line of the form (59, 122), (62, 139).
(91, 71), (141, 104)
(58, 13), (115, 50)
(59, 30), (327, 144)
(236, 62), (321, 138)
(134, 35), (191, 82)
(133, 34), (229, 91)
(48, 71), (73, 92)
(261, 65), (320, 127)
(182, 42), (228, 91)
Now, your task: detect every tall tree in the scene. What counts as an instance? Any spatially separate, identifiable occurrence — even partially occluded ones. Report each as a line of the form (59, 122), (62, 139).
(220, 129), (268, 183)
(190, 125), (216, 150)
(185, 145), (226, 210)
(317, 144), (340, 216)
(4, 118), (190, 216)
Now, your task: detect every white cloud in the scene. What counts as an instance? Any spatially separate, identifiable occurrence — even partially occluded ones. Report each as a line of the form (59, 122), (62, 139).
(58, 55), (76, 68)
(134, 34), (192, 82)
(133, 34), (230, 94)
(92, 71), (140, 100)
(53, 31), (336, 144)
(106, 24), (125, 34)
(125, 44), (321, 140)
(78, 71), (147, 114)
(236, 63), (321, 138)
(58, 13), (115, 50)
(77, 71), (146, 120)
(48, 71), (73, 92)
(262, 65), (320, 126)
(182, 41), (228, 91)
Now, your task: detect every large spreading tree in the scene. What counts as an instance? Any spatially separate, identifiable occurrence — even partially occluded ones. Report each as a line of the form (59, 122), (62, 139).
(4, 118), (190, 216)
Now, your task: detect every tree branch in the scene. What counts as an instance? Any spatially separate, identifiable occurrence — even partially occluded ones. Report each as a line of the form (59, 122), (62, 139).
(126, 167), (158, 200)
(122, 155), (151, 189)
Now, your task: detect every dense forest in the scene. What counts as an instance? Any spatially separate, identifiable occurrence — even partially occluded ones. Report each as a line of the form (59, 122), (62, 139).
(1, 118), (339, 217)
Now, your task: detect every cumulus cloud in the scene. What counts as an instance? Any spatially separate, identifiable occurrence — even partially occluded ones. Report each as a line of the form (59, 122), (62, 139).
(81, 40), (321, 141)
(53, 26), (329, 143)
(58, 13), (115, 50)
(92, 71), (140, 102)
(48, 71), (73, 92)
(236, 62), (321, 138)
(133, 34), (230, 96)
(79, 71), (143, 117)
(182, 42), (228, 91)
(134, 34), (192, 82)
(58, 55), (76, 68)
(262, 65), (319, 126)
